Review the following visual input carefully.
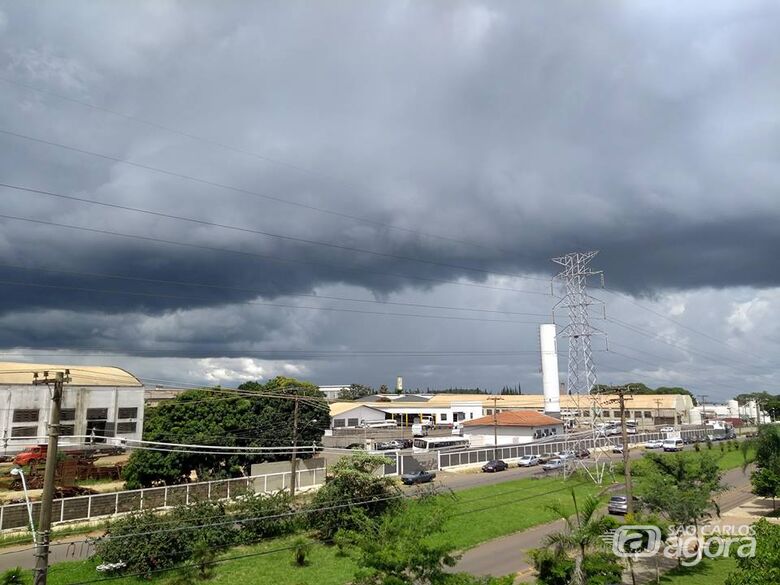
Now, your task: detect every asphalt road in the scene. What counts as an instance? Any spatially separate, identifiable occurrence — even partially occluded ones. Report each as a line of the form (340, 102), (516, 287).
(454, 465), (753, 579)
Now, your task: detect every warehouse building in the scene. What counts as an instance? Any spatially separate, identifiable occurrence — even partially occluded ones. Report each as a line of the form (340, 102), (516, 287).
(0, 362), (145, 454)
(463, 411), (564, 446)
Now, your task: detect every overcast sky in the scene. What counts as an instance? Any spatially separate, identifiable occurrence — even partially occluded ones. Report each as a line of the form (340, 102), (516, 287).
(0, 1), (777, 401)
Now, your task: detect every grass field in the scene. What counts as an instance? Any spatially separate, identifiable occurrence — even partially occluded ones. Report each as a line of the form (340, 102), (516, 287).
(45, 475), (606, 585)
(659, 556), (737, 584)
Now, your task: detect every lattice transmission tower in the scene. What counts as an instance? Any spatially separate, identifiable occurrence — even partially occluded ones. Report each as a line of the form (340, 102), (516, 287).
(552, 251), (612, 483)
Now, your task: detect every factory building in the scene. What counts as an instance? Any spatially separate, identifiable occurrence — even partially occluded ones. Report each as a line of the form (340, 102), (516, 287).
(0, 362), (145, 454)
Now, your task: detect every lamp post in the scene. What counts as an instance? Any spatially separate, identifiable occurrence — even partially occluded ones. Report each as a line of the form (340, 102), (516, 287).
(10, 467), (36, 544)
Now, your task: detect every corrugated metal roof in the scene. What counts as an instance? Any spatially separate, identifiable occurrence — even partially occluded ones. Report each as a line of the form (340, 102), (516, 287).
(0, 362), (143, 387)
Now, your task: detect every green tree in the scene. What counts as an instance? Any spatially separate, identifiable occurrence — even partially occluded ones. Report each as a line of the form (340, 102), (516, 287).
(338, 384), (376, 401)
(592, 383), (697, 405)
(743, 424), (780, 509)
(725, 519), (779, 585)
(751, 467), (780, 510)
(124, 377), (329, 488)
(308, 452), (400, 540)
(533, 491), (620, 585)
(633, 452), (724, 531)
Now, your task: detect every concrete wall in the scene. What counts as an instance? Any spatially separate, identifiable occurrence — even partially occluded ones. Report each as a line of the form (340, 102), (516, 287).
(0, 384), (145, 451)
(250, 458), (326, 492)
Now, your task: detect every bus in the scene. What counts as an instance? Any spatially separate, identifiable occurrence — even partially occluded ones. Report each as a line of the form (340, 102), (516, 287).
(412, 437), (470, 453)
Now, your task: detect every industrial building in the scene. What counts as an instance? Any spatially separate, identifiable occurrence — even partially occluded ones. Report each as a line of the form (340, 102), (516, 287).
(462, 411), (564, 446)
(0, 362), (145, 454)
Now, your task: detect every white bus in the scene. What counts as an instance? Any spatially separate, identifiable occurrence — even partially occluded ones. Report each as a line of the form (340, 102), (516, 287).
(412, 437), (470, 453)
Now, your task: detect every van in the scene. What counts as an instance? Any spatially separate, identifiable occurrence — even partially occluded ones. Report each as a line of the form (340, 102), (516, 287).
(412, 423), (428, 437)
(662, 438), (684, 452)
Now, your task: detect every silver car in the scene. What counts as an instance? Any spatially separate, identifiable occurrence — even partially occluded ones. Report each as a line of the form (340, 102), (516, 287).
(542, 458), (565, 471)
(518, 454), (540, 467)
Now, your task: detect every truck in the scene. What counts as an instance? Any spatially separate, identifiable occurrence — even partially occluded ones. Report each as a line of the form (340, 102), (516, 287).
(412, 423), (428, 437)
(12, 443), (124, 466)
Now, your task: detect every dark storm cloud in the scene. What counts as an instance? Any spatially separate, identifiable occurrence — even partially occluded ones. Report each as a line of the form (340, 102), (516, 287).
(0, 0), (778, 393)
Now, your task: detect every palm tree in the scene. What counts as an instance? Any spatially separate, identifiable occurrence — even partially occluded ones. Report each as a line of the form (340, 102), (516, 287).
(544, 490), (617, 585)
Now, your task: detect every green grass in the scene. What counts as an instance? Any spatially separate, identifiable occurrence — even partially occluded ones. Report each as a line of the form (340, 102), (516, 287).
(659, 556), (737, 584)
(45, 475), (608, 585)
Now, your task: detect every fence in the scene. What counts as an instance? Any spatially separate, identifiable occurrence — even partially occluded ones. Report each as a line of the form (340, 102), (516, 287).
(0, 466), (326, 532)
(439, 427), (709, 469)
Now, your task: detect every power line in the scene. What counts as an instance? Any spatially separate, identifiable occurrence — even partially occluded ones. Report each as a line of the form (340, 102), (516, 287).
(0, 78), (516, 255)
(0, 278), (545, 325)
(0, 211), (549, 297)
(1, 182), (537, 282)
(0, 260), (548, 317)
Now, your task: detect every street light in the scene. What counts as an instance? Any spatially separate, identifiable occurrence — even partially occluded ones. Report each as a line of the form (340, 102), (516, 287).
(10, 467), (36, 544)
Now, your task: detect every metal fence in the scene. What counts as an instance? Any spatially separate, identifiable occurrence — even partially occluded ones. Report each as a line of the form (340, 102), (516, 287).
(0, 466), (326, 532)
(439, 427), (709, 469)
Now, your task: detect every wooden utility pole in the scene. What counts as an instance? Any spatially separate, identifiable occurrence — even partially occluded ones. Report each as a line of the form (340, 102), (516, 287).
(607, 386), (634, 514)
(489, 396), (503, 460)
(289, 395), (300, 498)
(32, 369), (70, 585)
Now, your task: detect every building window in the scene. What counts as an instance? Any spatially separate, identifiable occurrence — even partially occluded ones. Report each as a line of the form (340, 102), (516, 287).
(333, 419), (345, 428)
(440, 414), (448, 422)
(486, 409), (493, 415)
(60, 425), (75, 436)
(60, 409), (76, 421)
(644, 411), (652, 418)
(347, 418), (359, 427)
(86, 408), (108, 421)
(12, 409), (39, 423)
(11, 426), (37, 438)
(116, 422), (137, 434)
(118, 407), (138, 419)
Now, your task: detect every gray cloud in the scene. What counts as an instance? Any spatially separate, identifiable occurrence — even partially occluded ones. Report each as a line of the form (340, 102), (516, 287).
(0, 1), (777, 398)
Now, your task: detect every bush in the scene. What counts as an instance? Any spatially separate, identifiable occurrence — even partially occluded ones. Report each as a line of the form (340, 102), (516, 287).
(694, 442), (701, 452)
(307, 453), (400, 540)
(0, 567), (26, 585)
(291, 536), (312, 566)
(231, 491), (298, 543)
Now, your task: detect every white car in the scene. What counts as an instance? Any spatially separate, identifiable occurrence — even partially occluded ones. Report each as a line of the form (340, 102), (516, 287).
(518, 454), (540, 467)
(659, 426), (675, 433)
(542, 458), (565, 471)
(644, 440), (663, 449)
(558, 451), (576, 461)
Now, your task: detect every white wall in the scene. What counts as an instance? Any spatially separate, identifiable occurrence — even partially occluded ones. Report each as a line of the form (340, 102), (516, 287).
(0, 384), (145, 452)
(464, 424), (563, 446)
(331, 406), (386, 428)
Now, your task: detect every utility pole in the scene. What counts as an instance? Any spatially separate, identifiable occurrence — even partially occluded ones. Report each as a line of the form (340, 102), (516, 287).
(489, 396), (503, 460)
(289, 394), (300, 498)
(607, 386), (634, 514)
(32, 369), (70, 585)
(700, 394), (708, 426)
(654, 398), (662, 426)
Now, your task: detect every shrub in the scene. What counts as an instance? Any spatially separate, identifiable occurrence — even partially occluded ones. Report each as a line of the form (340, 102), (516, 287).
(694, 443), (701, 452)
(291, 536), (312, 567)
(0, 567), (26, 585)
(231, 491), (298, 543)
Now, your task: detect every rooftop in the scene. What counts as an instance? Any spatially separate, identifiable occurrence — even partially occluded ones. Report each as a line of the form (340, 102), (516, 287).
(464, 411), (564, 428)
(0, 362), (143, 387)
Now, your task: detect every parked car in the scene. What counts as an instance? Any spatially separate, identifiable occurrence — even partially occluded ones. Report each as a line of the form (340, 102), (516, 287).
(644, 440), (663, 449)
(482, 460), (508, 473)
(401, 470), (436, 485)
(542, 458), (565, 471)
(663, 438), (684, 452)
(558, 451), (576, 461)
(626, 427), (637, 435)
(608, 495), (629, 515)
(612, 444), (624, 454)
(659, 426), (675, 433)
(575, 449), (591, 459)
(518, 454), (541, 467)
(360, 420), (399, 429)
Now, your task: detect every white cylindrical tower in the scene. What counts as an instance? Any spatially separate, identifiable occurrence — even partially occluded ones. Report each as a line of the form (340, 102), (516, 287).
(396, 376), (403, 393)
(727, 399), (739, 417)
(540, 324), (561, 416)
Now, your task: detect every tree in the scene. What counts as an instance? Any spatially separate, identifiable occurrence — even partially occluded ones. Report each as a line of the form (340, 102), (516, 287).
(751, 468), (780, 510)
(633, 452), (724, 531)
(533, 491), (620, 585)
(307, 452), (401, 540)
(725, 519), (779, 585)
(338, 384), (376, 401)
(592, 383), (698, 405)
(348, 497), (512, 585)
(743, 424), (780, 508)
(123, 376), (329, 488)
